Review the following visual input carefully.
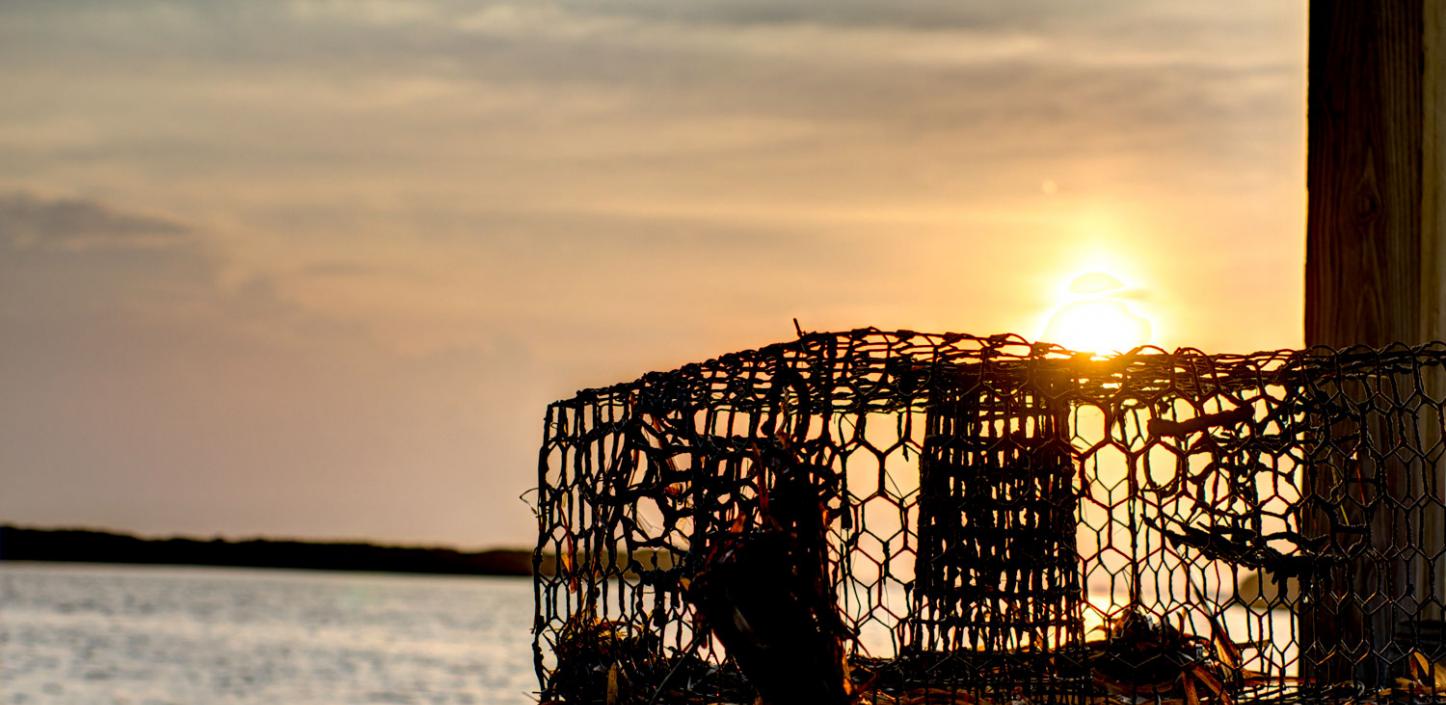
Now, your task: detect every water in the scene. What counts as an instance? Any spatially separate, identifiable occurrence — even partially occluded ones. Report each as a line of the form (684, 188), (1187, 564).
(0, 563), (537, 705)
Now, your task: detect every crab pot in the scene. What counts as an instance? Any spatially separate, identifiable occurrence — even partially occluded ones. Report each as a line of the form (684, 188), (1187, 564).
(533, 330), (1446, 705)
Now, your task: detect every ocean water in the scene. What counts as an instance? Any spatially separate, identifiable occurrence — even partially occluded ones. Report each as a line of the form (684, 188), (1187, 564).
(0, 562), (537, 705)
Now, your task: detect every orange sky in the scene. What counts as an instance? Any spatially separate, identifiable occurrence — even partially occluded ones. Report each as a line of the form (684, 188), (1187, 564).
(0, 1), (1306, 546)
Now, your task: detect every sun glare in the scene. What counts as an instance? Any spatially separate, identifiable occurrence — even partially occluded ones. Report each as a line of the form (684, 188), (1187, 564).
(1041, 271), (1152, 355)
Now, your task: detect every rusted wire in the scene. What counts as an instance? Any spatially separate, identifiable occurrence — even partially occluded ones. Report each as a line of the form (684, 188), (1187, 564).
(533, 329), (1446, 704)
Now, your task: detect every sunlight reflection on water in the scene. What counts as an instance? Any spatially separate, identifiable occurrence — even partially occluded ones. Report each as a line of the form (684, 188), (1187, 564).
(0, 563), (537, 705)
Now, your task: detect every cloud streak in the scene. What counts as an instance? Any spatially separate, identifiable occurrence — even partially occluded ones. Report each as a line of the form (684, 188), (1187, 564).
(0, 192), (191, 251)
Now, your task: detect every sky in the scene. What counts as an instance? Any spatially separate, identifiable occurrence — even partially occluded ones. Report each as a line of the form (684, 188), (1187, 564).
(0, 1), (1306, 547)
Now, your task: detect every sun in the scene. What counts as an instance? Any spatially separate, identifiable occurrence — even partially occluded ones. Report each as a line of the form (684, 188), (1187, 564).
(1041, 271), (1152, 354)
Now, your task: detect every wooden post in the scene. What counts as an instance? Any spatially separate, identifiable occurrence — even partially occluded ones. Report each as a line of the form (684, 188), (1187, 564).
(1305, 0), (1446, 685)
(1306, 1), (1434, 346)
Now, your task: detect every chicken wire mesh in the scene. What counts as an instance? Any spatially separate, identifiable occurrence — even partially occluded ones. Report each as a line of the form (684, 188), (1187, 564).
(532, 329), (1446, 704)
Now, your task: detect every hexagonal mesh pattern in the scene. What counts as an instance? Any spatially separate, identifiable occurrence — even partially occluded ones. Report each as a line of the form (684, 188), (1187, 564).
(532, 330), (1446, 704)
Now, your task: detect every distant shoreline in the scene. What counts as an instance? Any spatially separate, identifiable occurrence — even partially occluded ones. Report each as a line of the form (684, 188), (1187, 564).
(0, 525), (537, 577)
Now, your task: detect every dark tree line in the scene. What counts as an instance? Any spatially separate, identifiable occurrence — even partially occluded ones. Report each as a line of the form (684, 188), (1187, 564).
(0, 525), (535, 576)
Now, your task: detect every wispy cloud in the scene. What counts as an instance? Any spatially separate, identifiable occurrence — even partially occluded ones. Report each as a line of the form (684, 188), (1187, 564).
(0, 192), (190, 251)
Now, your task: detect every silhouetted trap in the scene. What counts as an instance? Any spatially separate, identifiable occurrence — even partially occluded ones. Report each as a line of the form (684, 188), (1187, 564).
(532, 329), (1446, 704)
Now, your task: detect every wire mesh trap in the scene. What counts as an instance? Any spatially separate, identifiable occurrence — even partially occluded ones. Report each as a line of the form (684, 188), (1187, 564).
(532, 329), (1446, 705)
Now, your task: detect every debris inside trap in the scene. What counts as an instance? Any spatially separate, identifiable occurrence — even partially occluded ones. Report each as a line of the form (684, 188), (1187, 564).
(541, 611), (657, 705)
(684, 450), (853, 705)
(1085, 607), (1256, 705)
(1383, 651), (1446, 699)
(543, 621), (1440, 705)
(542, 610), (754, 705)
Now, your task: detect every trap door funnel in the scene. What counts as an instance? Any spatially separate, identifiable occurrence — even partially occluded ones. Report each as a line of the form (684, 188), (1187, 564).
(909, 362), (1084, 684)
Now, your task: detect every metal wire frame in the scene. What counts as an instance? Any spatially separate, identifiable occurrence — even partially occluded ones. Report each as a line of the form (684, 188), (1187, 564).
(532, 329), (1446, 704)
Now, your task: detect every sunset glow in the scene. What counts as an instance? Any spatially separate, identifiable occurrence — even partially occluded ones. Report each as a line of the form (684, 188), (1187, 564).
(1041, 271), (1153, 354)
(0, 2), (1305, 546)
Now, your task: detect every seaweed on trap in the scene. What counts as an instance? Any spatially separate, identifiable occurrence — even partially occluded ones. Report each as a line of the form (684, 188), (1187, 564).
(534, 330), (1446, 705)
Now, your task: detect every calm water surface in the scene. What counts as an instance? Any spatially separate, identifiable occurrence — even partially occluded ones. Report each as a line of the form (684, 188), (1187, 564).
(0, 563), (536, 705)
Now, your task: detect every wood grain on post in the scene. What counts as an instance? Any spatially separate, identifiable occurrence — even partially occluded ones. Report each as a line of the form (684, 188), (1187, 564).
(1305, 0), (1446, 686)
